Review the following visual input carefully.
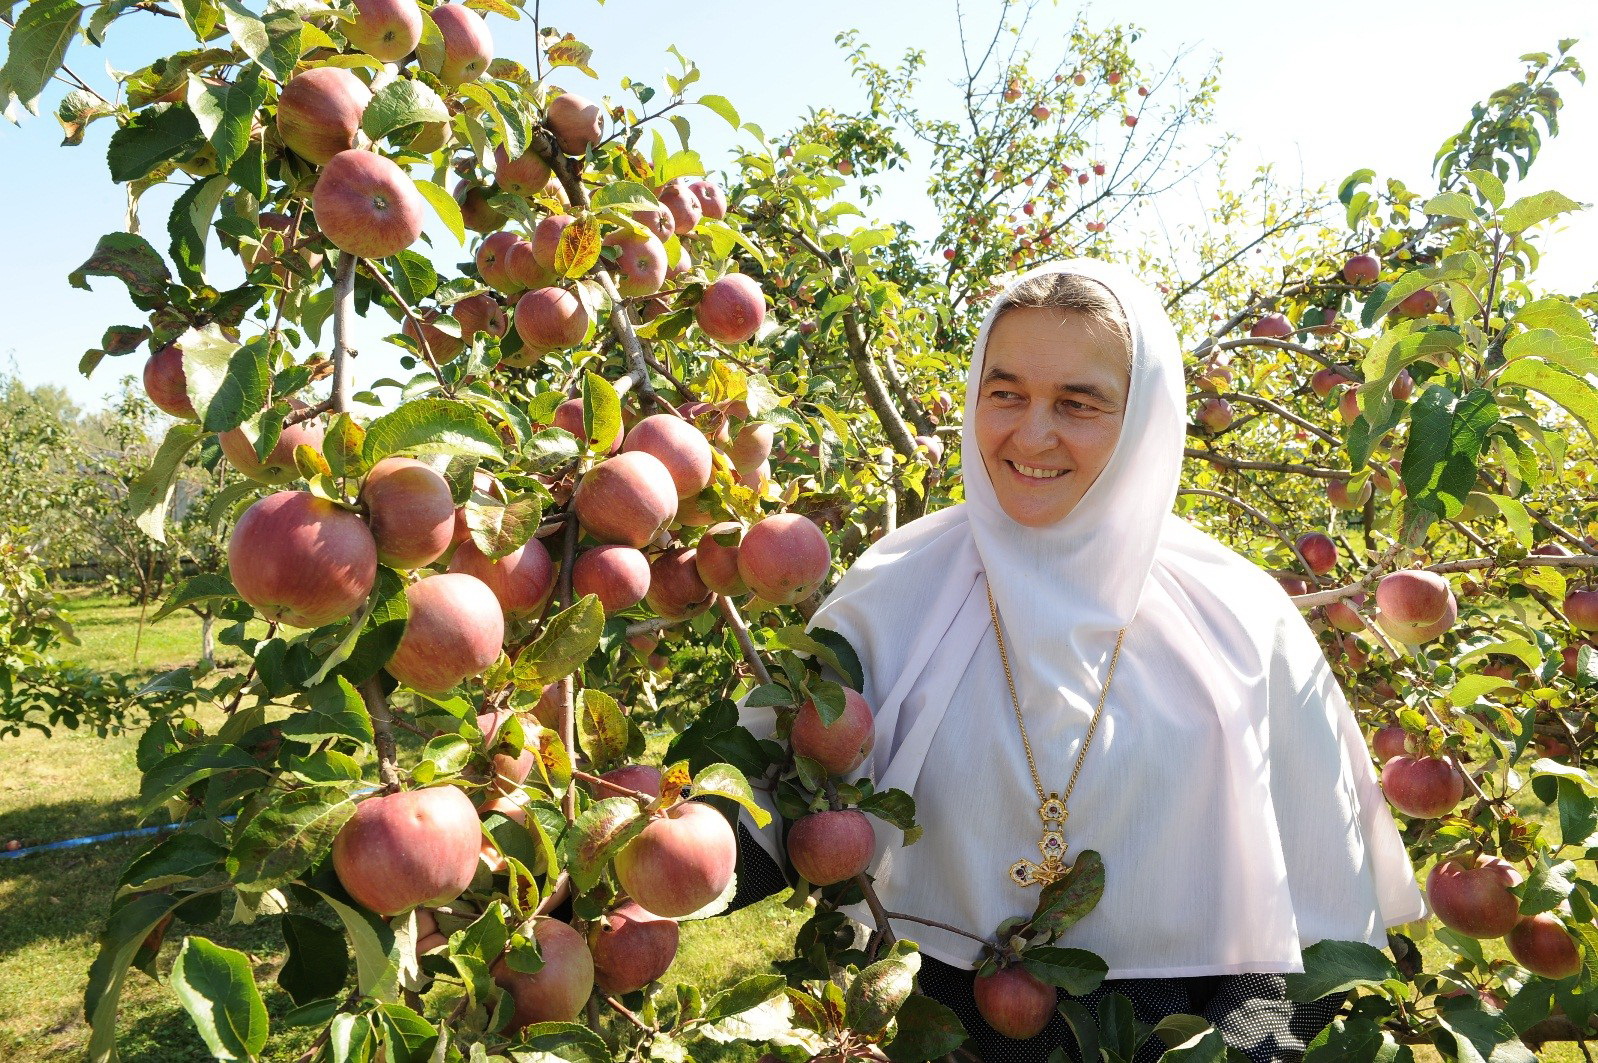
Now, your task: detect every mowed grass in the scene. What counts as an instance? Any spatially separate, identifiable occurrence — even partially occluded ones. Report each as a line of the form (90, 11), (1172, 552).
(4, 590), (1588, 1060)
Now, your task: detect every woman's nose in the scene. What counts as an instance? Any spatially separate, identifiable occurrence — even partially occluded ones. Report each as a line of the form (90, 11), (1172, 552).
(1014, 406), (1058, 452)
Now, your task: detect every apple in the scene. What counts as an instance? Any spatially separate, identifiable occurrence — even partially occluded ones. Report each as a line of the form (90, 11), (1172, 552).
(493, 143), (552, 198)
(571, 545), (652, 615)
(343, 0), (423, 61)
(332, 785), (480, 915)
(1533, 542), (1574, 557)
(143, 343), (194, 419)
(530, 214), (575, 271)
(630, 203), (675, 243)
(694, 523), (747, 596)
(787, 809), (874, 886)
(1391, 369), (1415, 401)
(695, 274), (766, 345)
(1562, 642), (1594, 679)
(573, 452), (679, 548)
(361, 457), (456, 569)
(914, 434), (944, 465)
(491, 918), (594, 1027)
(400, 308), (463, 362)
(1249, 313), (1293, 340)
(1507, 914), (1583, 979)
(448, 537), (555, 618)
(1323, 592), (1366, 634)
(1376, 570), (1457, 644)
(974, 965), (1055, 1039)
(385, 573), (505, 693)
(1106, 70), (1122, 85)
(1338, 386), (1362, 425)
(1394, 288), (1439, 318)
(1306, 306), (1339, 336)
(613, 801), (738, 918)
(420, 3), (492, 85)
(621, 414), (714, 499)
(689, 180), (728, 220)
(229, 491), (377, 628)
(276, 67), (372, 165)
(1295, 532), (1338, 575)
(1381, 755), (1465, 819)
(644, 542), (715, 619)
(604, 230), (667, 298)
(219, 400), (326, 485)
(738, 514), (830, 605)
(595, 763), (664, 799)
(514, 287), (590, 353)
(476, 708), (535, 795)
(1564, 590), (1598, 632)
(589, 901), (680, 994)
(1277, 576), (1310, 597)
(1196, 397), (1233, 433)
(1327, 478), (1371, 511)
(547, 93), (603, 156)
(657, 177), (704, 235)
(1343, 254), (1380, 286)
(1372, 725), (1409, 763)
(1031, 104), (1051, 120)
(552, 397), (621, 454)
(791, 686), (874, 776)
(1310, 367), (1350, 399)
(1123, 114), (1138, 127)
(454, 180), (504, 234)
(1427, 855), (1523, 939)
(726, 422), (775, 477)
(313, 149), (426, 259)
(1003, 79), (1022, 102)
(475, 231), (522, 293)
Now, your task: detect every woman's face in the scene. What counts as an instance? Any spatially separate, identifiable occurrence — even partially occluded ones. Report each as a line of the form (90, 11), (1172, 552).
(973, 306), (1131, 528)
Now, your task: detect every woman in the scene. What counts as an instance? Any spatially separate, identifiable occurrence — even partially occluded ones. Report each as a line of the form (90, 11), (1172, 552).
(736, 260), (1424, 1062)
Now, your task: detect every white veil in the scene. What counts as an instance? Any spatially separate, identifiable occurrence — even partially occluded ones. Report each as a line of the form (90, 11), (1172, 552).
(744, 260), (1424, 975)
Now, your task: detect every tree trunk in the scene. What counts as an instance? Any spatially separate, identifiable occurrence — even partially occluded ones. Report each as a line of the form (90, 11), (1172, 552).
(199, 610), (215, 665)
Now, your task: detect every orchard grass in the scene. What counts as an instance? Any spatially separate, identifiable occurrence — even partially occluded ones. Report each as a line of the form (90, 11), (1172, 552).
(0, 590), (1584, 1060)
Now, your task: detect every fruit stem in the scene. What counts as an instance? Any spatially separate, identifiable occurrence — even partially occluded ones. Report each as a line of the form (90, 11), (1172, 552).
(359, 677), (401, 790)
(717, 596), (771, 687)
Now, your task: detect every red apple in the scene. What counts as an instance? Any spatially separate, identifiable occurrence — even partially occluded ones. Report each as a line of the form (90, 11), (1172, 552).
(974, 965), (1055, 1039)
(332, 785), (481, 915)
(604, 230), (667, 298)
(1382, 755), (1465, 819)
(1323, 592), (1366, 634)
(276, 67), (372, 165)
(1310, 367), (1350, 399)
(696, 274), (766, 345)
(689, 180), (727, 220)
(530, 214), (575, 271)
(514, 287), (590, 353)
(1394, 288), (1439, 318)
(571, 544), (652, 614)
(491, 918), (594, 1027)
(453, 293), (507, 341)
(1327, 478), (1372, 511)
(552, 397), (621, 455)
(1248, 313), (1293, 340)
(420, 3), (492, 86)
(454, 180), (504, 234)
(589, 901), (679, 994)
(219, 400), (326, 485)
(401, 308), (463, 362)
(630, 204), (675, 243)
(477, 708), (535, 795)
(344, 0), (423, 61)
(448, 537), (555, 618)
(1427, 855), (1523, 939)
(313, 149), (426, 259)
(1562, 642), (1594, 679)
(475, 231), (522, 293)
(493, 143), (552, 198)
(1372, 725), (1409, 763)
(595, 763), (663, 799)
(361, 457), (456, 569)
(1295, 532), (1338, 575)
(547, 93), (602, 155)
(1376, 570), (1457, 644)
(1564, 590), (1598, 632)
(573, 452), (679, 548)
(656, 177), (703, 235)
(229, 491), (377, 628)
(1343, 254), (1380, 286)
(385, 573), (505, 693)
(1507, 914), (1583, 979)
(787, 810), (874, 886)
(738, 514), (830, 605)
(646, 547), (713, 621)
(791, 686), (874, 776)
(1031, 104), (1051, 120)
(694, 523), (747, 596)
(143, 343), (194, 419)
(1338, 386), (1362, 424)
(1391, 369), (1415, 401)
(1278, 576), (1310, 597)
(1196, 397), (1233, 433)
(726, 422), (775, 477)
(621, 414), (714, 499)
(613, 801), (737, 918)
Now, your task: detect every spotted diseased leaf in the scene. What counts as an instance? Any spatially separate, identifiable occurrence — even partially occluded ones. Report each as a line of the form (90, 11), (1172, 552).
(465, 495), (542, 560)
(578, 688), (629, 772)
(882, 992), (968, 1062)
(844, 945), (919, 1034)
(561, 796), (645, 892)
(70, 232), (173, 308)
(555, 217), (602, 278)
(56, 87), (114, 145)
(580, 372), (622, 453)
(512, 596), (605, 690)
(1020, 945), (1108, 994)
(228, 784), (358, 892)
(1030, 849), (1106, 939)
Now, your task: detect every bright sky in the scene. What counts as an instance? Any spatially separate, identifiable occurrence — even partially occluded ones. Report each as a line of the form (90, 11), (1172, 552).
(1, 0), (1593, 411)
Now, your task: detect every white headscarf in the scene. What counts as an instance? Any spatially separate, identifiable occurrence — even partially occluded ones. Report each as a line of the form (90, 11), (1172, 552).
(743, 260), (1424, 976)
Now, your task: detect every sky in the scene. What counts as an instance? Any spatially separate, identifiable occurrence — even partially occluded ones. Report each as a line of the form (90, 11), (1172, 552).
(1, 0), (1593, 412)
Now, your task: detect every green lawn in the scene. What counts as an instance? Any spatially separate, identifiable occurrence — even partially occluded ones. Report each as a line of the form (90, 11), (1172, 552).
(2, 589), (1584, 1061)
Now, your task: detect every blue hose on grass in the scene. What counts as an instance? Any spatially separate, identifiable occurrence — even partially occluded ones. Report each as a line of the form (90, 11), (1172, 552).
(0, 817), (238, 862)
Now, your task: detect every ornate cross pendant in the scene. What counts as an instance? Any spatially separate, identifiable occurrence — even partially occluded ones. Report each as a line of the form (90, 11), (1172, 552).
(1009, 792), (1071, 887)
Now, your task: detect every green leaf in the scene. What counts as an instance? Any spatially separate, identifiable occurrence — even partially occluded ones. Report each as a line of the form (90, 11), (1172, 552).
(200, 337), (272, 433)
(222, 0), (300, 80)
(1505, 328), (1598, 378)
(86, 892), (187, 1062)
(311, 888), (400, 1001)
(278, 914), (350, 1007)
(119, 831), (228, 894)
(701, 973), (786, 1023)
(1498, 358), (1598, 443)
(804, 679), (847, 727)
(857, 788), (916, 835)
(512, 595), (605, 690)
(167, 173), (229, 286)
(805, 627), (865, 691)
(413, 176), (465, 245)
(696, 94), (740, 128)
(691, 764), (770, 828)
(561, 796), (645, 892)
(361, 78), (449, 142)
(139, 741), (255, 815)
(0, 0), (84, 116)
(1401, 386), (1498, 522)
(170, 936), (269, 1061)
(1424, 192), (1479, 223)
(108, 103), (205, 183)
(580, 372), (622, 453)
(332, 566), (409, 687)
(281, 677), (375, 748)
(186, 66), (264, 172)
(1030, 849), (1106, 938)
(1435, 1008), (1536, 1063)
(577, 688), (629, 770)
(1514, 857), (1577, 916)
(362, 398), (503, 464)
(1284, 940), (1398, 1001)
(511, 1023), (609, 1061)
(882, 992), (968, 1062)
(844, 949), (919, 1034)
(151, 573), (238, 623)
(228, 784), (358, 892)
(1021, 945), (1108, 994)
(69, 232), (173, 308)
(374, 1002), (437, 1063)
(1501, 190), (1583, 235)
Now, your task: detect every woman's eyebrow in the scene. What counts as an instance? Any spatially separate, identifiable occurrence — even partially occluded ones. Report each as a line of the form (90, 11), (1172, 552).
(981, 367), (1115, 404)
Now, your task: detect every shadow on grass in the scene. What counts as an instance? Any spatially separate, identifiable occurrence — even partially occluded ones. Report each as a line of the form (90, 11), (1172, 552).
(0, 794), (145, 856)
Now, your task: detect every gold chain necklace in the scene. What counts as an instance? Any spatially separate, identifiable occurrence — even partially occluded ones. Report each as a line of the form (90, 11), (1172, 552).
(986, 584), (1127, 888)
